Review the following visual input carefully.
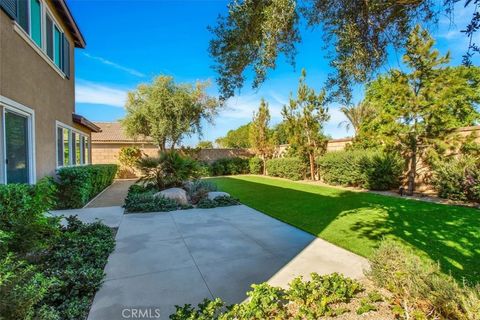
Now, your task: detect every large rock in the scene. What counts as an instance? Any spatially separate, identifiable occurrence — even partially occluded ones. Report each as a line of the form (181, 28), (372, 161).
(207, 191), (230, 200)
(155, 188), (188, 205)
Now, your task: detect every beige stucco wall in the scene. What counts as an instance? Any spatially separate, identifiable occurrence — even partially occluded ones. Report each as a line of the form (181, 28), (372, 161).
(92, 143), (159, 165)
(0, 3), (90, 181)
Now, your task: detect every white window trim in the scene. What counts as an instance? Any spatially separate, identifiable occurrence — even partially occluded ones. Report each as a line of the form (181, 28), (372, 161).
(0, 96), (36, 185)
(12, 0), (67, 79)
(55, 121), (90, 169)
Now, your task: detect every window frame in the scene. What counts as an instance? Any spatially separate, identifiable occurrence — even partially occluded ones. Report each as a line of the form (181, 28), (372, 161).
(0, 95), (36, 185)
(14, 0), (68, 76)
(55, 121), (90, 169)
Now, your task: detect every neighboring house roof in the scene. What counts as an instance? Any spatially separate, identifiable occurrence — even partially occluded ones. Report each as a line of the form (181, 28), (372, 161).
(73, 114), (101, 132)
(92, 122), (153, 143)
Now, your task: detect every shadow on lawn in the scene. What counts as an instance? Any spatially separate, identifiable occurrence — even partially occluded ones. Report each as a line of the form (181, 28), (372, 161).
(213, 177), (480, 284)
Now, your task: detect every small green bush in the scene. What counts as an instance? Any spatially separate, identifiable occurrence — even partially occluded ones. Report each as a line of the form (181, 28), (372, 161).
(210, 157), (249, 176)
(318, 150), (403, 190)
(249, 157), (263, 174)
(184, 180), (217, 204)
(170, 273), (363, 319)
(266, 157), (306, 181)
(137, 152), (199, 189)
(124, 191), (179, 213)
(361, 152), (404, 190)
(0, 254), (53, 320)
(196, 196), (240, 208)
(56, 164), (118, 209)
(368, 239), (480, 320)
(432, 155), (480, 202)
(39, 216), (115, 320)
(0, 177), (59, 255)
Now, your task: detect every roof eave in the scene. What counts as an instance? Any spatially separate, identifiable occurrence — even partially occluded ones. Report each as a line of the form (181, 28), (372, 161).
(73, 114), (101, 132)
(57, 0), (86, 48)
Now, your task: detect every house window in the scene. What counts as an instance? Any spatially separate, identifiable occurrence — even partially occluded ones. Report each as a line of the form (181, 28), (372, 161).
(15, 0), (70, 76)
(1, 98), (36, 185)
(17, 0), (42, 48)
(56, 123), (90, 168)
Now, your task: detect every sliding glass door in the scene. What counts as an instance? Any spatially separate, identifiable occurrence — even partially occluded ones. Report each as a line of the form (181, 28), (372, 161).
(5, 111), (30, 184)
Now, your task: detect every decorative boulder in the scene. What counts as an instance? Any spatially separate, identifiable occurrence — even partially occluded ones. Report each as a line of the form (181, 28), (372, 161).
(155, 188), (188, 205)
(207, 191), (230, 200)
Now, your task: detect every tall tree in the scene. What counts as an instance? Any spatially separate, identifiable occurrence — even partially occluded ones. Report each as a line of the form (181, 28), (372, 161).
(363, 26), (480, 195)
(122, 76), (220, 151)
(338, 102), (375, 136)
(197, 141), (214, 149)
(209, 0), (478, 101)
(215, 123), (252, 148)
(250, 99), (274, 174)
(282, 69), (330, 180)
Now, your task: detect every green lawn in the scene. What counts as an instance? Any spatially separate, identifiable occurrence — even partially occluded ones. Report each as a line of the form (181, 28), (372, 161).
(210, 175), (480, 284)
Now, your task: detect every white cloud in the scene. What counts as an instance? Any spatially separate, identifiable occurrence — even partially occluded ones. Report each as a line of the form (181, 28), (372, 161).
(76, 81), (128, 108)
(219, 92), (285, 121)
(83, 53), (146, 77)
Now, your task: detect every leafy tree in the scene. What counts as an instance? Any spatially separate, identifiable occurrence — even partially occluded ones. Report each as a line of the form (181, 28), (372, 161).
(215, 123), (251, 148)
(122, 76), (220, 151)
(197, 141), (214, 149)
(209, 0), (478, 101)
(282, 69), (330, 180)
(363, 26), (480, 195)
(250, 99), (275, 174)
(271, 121), (289, 145)
(338, 102), (375, 136)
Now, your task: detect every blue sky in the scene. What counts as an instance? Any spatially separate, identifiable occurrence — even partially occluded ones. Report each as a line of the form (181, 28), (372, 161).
(69, 0), (479, 146)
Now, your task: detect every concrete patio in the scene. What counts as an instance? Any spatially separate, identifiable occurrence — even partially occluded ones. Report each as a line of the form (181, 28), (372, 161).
(86, 205), (369, 320)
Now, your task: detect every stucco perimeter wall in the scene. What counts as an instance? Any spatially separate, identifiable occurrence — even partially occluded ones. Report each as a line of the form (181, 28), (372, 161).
(0, 4), (89, 180)
(91, 143), (253, 166)
(92, 143), (159, 165)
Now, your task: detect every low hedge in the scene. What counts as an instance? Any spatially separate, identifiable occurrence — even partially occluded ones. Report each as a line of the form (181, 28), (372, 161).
(210, 157), (249, 176)
(249, 157), (263, 174)
(56, 164), (118, 209)
(432, 155), (480, 202)
(317, 150), (403, 191)
(266, 157), (306, 181)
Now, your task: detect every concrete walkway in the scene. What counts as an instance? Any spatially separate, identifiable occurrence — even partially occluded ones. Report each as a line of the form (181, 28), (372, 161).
(49, 206), (124, 228)
(86, 179), (136, 208)
(88, 205), (369, 320)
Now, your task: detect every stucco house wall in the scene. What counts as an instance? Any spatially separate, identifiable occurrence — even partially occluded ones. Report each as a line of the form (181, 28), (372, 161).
(0, 0), (95, 183)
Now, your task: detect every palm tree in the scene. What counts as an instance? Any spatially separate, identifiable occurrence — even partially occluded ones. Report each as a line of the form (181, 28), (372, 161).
(338, 102), (375, 135)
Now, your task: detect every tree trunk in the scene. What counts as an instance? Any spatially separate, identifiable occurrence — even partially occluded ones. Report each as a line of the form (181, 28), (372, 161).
(309, 152), (315, 180)
(262, 155), (267, 175)
(407, 149), (417, 196)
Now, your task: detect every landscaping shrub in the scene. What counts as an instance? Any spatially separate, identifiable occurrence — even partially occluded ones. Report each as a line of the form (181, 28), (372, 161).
(196, 196), (240, 208)
(368, 239), (480, 320)
(360, 152), (404, 190)
(170, 273), (365, 319)
(318, 150), (403, 190)
(210, 157), (249, 176)
(197, 161), (212, 177)
(118, 146), (143, 178)
(137, 151), (199, 189)
(184, 180), (217, 204)
(38, 216), (115, 320)
(432, 155), (480, 202)
(266, 157), (306, 181)
(0, 254), (53, 320)
(56, 164), (118, 209)
(0, 177), (59, 255)
(124, 191), (180, 213)
(249, 156), (263, 174)
(1, 215), (115, 320)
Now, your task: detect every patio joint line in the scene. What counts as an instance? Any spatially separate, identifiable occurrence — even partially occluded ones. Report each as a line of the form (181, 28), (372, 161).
(169, 212), (215, 300)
